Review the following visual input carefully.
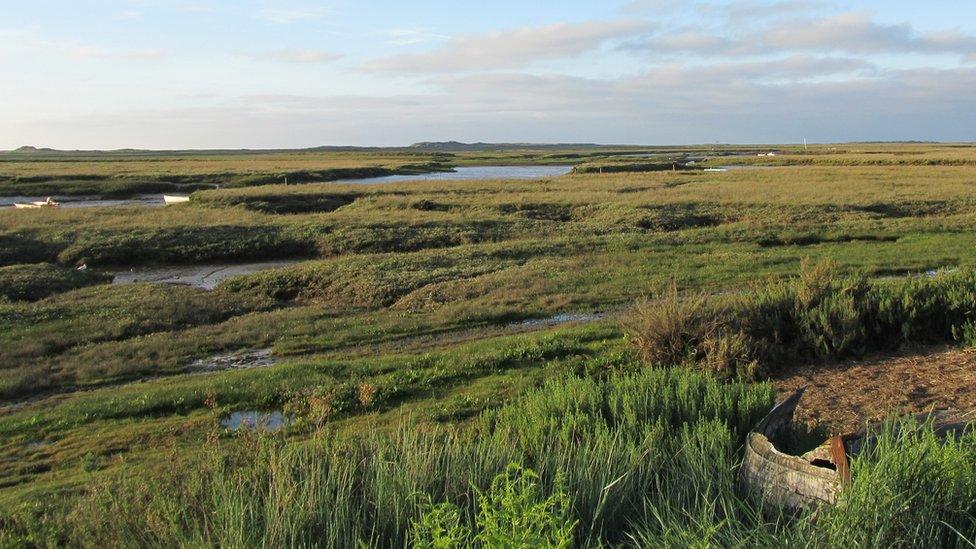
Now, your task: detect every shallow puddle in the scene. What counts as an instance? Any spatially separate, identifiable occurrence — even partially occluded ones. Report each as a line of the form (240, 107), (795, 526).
(110, 260), (302, 290)
(187, 349), (277, 372)
(220, 411), (291, 432)
(23, 440), (52, 452)
(509, 313), (605, 329)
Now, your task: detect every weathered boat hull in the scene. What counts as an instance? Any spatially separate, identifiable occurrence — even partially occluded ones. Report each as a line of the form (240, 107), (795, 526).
(739, 387), (975, 515)
(163, 194), (190, 205)
(738, 387), (842, 514)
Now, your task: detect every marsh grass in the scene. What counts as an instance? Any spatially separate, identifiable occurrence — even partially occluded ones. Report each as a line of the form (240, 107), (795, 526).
(3, 146), (976, 546)
(0, 263), (109, 302)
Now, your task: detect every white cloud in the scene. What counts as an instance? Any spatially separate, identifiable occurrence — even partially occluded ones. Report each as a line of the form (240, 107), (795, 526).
(362, 20), (653, 73)
(707, 0), (828, 22)
(15, 60), (972, 149)
(763, 12), (976, 55)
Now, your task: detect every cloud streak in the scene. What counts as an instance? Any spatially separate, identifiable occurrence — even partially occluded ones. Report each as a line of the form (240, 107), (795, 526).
(362, 20), (652, 73)
(627, 11), (976, 58)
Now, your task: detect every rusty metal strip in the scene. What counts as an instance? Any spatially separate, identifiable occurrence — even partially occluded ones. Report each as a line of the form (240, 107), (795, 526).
(828, 435), (851, 487)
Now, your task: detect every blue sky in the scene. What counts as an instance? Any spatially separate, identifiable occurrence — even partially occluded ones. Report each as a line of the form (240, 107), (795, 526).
(1, 0), (975, 148)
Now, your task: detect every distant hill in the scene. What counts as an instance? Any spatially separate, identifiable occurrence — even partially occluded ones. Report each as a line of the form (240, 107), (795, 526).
(409, 141), (607, 151)
(12, 146), (59, 153)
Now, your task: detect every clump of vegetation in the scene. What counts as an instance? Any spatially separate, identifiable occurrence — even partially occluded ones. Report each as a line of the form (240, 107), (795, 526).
(624, 284), (715, 366)
(194, 191), (361, 214)
(626, 260), (976, 378)
(573, 160), (688, 174)
(0, 284), (276, 399)
(0, 263), (109, 301)
(55, 225), (319, 266)
(412, 464), (576, 548)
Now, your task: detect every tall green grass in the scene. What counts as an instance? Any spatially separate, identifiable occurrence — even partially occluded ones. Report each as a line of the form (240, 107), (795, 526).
(3, 367), (973, 547)
(0, 368), (772, 547)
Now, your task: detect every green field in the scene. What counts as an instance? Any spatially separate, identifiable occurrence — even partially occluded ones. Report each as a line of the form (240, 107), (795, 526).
(2, 143), (976, 546)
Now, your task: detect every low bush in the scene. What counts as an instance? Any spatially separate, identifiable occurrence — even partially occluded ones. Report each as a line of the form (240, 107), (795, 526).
(626, 260), (976, 378)
(622, 284), (715, 366)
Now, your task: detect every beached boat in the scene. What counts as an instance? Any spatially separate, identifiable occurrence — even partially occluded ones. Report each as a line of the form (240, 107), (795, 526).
(739, 387), (974, 515)
(163, 194), (191, 205)
(13, 197), (60, 209)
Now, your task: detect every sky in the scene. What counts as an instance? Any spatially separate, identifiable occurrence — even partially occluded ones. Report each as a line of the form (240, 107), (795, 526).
(1, 0), (975, 149)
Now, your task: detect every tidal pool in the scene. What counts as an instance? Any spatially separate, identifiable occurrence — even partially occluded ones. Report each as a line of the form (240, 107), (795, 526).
(110, 260), (302, 290)
(509, 313), (605, 329)
(0, 194), (166, 208)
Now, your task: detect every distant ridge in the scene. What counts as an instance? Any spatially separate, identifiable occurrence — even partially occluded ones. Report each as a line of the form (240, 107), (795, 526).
(2, 142), (617, 155)
(409, 141), (606, 151)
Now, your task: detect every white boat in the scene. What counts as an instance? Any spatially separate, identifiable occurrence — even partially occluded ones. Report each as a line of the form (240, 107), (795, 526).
(163, 194), (191, 205)
(13, 197), (60, 209)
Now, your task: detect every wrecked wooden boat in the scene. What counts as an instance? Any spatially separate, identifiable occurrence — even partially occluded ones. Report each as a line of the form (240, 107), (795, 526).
(738, 386), (975, 514)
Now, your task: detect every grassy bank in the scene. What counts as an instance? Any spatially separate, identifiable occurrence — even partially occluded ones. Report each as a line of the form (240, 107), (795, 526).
(3, 367), (973, 547)
(0, 150), (455, 196)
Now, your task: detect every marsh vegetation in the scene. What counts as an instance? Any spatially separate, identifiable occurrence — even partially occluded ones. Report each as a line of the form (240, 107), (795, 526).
(2, 143), (976, 546)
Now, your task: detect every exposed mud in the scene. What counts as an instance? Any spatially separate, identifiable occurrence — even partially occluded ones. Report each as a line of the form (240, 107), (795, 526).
(186, 349), (277, 372)
(774, 345), (976, 435)
(110, 260), (303, 290)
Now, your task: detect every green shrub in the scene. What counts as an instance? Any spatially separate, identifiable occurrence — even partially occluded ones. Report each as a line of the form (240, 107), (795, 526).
(412, 502), (469, 548)
(953, 321), (976, 348)
(474, 463), (576, 548)
(626, 260), (976, 378)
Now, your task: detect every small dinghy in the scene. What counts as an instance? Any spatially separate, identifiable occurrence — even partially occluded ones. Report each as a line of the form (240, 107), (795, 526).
(738, 387), (974, 514)
(163, 194), (191, 205)
(13, 197), (60, 209)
